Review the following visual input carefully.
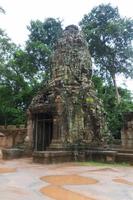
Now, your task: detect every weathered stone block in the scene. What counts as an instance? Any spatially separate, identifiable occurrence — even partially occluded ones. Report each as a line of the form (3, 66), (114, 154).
(33, 151), (73, 164)
(121, 112), (133, 149)
(2, 148), (24, 160)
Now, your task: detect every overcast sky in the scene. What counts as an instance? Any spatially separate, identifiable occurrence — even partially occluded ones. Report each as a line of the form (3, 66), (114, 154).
(0, 0), (133, 92)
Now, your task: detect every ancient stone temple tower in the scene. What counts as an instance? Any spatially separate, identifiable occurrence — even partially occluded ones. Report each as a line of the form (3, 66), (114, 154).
(27, 25), (106, 153)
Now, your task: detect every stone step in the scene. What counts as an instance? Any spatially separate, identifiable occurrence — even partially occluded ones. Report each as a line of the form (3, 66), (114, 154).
(33, 150), (73, 164)
(116, 152), (133, 164)
(117, 152), (133, 157)
(2, 148), (24, 160)
(111, 148), (133, 154)
(118, 149), (133, 153)
(2, 148), (32, 160)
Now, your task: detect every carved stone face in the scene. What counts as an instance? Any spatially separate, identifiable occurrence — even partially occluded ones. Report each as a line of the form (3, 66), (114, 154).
(51, 25), (92, 85)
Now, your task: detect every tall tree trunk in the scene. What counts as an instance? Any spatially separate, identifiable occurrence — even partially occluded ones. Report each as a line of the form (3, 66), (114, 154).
(112, 73), (121, 104)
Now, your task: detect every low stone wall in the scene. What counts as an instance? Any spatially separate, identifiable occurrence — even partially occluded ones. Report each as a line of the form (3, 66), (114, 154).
(121, 112), (133, 149)
(0, 125), (27, 148)
(32, 148), (117, 164)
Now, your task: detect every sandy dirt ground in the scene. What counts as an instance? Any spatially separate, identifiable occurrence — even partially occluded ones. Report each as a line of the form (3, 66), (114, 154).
(0, 157), (133, 200)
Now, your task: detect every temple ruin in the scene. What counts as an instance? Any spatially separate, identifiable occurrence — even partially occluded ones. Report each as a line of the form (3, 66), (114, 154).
(27, 25), (106, 162)
(1, 25), (133, 164)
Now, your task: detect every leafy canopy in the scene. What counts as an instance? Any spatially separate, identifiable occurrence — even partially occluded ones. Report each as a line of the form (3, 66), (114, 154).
(80, 4), (133, 103)
(93, 75), (133, 138)
(0, 18), (63, 125)
(26, 18), (63, 75)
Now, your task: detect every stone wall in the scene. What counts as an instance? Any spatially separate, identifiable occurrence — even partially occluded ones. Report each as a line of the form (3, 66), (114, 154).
(121, 112), (133, 149)
(0, 125), (27, 148)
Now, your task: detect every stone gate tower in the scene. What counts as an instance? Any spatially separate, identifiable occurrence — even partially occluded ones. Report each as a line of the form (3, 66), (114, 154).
(27, 25), (106, 154)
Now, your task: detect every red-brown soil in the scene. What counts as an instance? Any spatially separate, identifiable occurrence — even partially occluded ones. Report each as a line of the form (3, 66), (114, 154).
(113, 178), (133, 186)
(40, 185), (96, 200)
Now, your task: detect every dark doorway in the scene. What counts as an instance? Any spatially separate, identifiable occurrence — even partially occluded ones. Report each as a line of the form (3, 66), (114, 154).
(33, 113), (53, 151)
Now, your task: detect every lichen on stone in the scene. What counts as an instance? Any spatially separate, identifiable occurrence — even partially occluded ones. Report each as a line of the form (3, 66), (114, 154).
(28, 25), (108, 150)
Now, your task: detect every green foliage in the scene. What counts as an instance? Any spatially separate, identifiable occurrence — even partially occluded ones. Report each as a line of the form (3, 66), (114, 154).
(80, 4), (133, 78)
(104, 87), (133, 138)
(93, 76), (133, 138)
(0, 29), (15, 66)
(0, 18), (63, 125)
(82, 4), (133, 137)
(0, 6), (132, 140)
(80, 4), (133, 102)
(0, 43), (41, 125)
(78, 161), (130, 167)
(86, 97), (94, 104)
(26, 18), (63, 76)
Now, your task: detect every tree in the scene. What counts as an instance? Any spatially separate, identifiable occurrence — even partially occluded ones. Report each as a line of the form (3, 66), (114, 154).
(93, 75), (133, 138)
(0, 35), (41, 125)
(0, 50), (41, 125)
(104, 87), (133, 139)
(0, 50), (40, 125)
(0, 18), (63, 125)
(0, 29), (15, 66)
(26, 18), (63, 79)
(80, 4), (133, 104)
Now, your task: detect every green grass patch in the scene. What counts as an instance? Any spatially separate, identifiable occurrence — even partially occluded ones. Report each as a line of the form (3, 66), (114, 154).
(76, 161), (131, 167)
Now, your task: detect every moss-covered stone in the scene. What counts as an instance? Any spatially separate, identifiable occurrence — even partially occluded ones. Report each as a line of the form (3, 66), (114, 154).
(28, 25), (107, 151)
